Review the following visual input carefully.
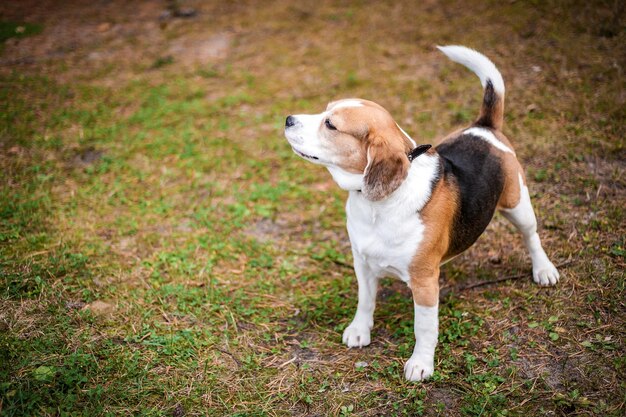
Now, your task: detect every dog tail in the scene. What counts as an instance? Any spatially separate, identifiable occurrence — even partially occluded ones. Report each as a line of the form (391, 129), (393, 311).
(437, 45), (505, 131)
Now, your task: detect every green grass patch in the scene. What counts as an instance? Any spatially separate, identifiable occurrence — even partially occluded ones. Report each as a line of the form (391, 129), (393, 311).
(0, 21), (42, 42)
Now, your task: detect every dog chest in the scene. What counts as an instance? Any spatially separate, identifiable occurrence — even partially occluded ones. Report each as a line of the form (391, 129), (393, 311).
(346, 195), (425, 281)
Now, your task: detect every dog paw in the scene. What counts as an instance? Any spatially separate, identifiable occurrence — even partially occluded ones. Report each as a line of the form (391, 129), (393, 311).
(404, 354), (434, 381)
(342, 324), (371, 348)
(532, 261), (559, 286)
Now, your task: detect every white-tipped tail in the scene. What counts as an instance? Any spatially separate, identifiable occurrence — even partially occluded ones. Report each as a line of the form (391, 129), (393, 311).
(437, 45), (505, 94)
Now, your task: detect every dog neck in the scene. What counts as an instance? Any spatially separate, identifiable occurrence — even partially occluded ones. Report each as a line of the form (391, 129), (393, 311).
(327, 145), (435, 197)
(327, 166), (364, 191)
(329, 153), (440, 216)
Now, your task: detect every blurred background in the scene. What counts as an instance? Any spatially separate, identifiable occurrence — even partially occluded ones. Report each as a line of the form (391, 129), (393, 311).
(1, 1), (624, 416)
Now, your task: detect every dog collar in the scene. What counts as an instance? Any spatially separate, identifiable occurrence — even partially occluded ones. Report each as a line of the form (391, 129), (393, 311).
(407, 144), (432, 162)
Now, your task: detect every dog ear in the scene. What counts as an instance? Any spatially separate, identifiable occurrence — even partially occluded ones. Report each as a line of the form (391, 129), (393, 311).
(362, 139), (410, 201)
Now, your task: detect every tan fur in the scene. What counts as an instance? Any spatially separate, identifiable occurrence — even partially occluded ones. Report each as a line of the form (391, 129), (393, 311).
(331, 133), (368, 173)
(408, 176), (459, 306)
(491, 130), (525, 209)
(478, 93), (505, 131)
(497, 153), (524, 209)
(363, 139), (410, 201)
(325, 100), (414, 199)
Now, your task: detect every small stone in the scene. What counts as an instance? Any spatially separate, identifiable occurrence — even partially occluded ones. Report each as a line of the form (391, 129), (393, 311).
(488, 254), (502, 264)
(159, 10), (172, 21)
(526, 103), (538, 113)
(97, 22), (111, 32)
(65, 300), (86, 310)
(173, 8), (197, 18)
(172, 403), (185, 417)
(354, 361), (368, 369)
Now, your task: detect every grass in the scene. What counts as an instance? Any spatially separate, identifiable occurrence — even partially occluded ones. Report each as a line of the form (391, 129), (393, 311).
(0, 21), (42, 42)
(0, 0), (624, 416)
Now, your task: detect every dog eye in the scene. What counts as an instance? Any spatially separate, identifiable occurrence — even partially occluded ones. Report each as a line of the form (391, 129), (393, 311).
(325, 119), (337, 130)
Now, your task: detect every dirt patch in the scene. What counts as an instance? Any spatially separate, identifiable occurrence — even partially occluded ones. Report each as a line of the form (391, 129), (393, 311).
(243, 218), (285, 243)
(516, 352), (584, 391)
(168, 32), (232, 67)
(0, 299), (50, 340)
(71, 146), (104, 167)
(0, 0), (227, 81)
(428, 385), (461, 412)
(378, 279), (412, 301)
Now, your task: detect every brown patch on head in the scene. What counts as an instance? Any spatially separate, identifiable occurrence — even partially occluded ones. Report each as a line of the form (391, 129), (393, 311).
(326, 99), (415, 200)
(408, 177), (459, 306)
(320, 100), (370, 173)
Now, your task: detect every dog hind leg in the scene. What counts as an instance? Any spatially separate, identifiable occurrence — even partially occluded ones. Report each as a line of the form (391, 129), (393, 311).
(499, 173), (559, 286)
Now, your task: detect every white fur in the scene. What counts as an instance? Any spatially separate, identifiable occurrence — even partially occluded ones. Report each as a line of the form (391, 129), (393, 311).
(284, 113), (332, 165)
(405, 303), (438, 381)
(327, 166), (364, 191)
(343, 154), (440, 362)
(396, 123), (417, 147)
(343, 253), (377, 347)
(330, 99), (363, 110)
(346, 154), (439, 282)
(437, 45), (505, 95)
(500, 174), (559, 285)
(285, 107), (366, 168)
(463, 127), (514, 154)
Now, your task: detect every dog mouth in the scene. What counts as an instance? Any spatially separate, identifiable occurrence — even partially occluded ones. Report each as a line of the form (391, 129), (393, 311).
(292, 147), (319, 161)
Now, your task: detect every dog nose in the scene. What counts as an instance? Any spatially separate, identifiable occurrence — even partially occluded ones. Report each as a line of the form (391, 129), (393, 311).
(285, 115), (296, 128)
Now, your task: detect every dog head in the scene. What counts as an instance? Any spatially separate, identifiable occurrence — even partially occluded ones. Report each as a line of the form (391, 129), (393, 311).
(284, 99), (416, 200)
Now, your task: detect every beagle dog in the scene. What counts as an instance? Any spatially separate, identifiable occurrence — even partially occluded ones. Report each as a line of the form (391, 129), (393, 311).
(283, 46), (559, 381)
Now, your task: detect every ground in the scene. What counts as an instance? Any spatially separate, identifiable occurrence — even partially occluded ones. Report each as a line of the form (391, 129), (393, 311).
(0, 0), (624, 416)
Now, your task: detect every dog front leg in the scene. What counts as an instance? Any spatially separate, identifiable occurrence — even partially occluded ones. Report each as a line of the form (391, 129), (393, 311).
(342, 253), (378, 348)
(405, 279), (439, 381)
